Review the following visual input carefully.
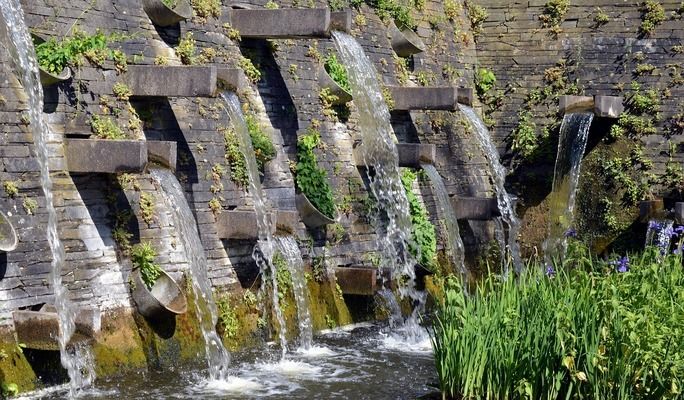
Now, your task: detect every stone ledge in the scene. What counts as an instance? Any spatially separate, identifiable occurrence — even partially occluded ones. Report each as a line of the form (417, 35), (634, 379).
(559, 95), (623, 118)
(387, 86), (473, 110)
(217, 68), (249, 92)
(450, 197), (499, 220)
(217, 210), (276, 240)
(12, 305), (100, 351)
(335, 267), (377, 295)
(228, 9), (331, 38)
(124, 66), (217, 98)
(146, 140), (177, 171)
(330, 10), (352, 33)
(275, 210), (300, 234)
(397, 143), (436, 167)
(65, 139), (147, 173)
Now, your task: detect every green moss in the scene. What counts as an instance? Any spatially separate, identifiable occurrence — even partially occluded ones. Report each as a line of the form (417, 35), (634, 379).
(0, 342), (36, 395)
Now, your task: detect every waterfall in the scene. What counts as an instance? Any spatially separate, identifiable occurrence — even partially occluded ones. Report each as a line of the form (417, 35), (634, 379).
(150, 168), (231, 380)
(0, 0), (94, 395)
(543, 113), (594, 263)
(458, 105), (522, 275)
(273, 236), (312, 350)
(645, 219), (674, 255)
(420, 164), (466, 276)
(220, 92), (291, 355)
(332, 31), (423, 338)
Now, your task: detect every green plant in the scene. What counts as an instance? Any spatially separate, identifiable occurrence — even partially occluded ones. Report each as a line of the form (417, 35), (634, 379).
(444, 0), (461, 21)
(366, 0), (416, 30)
(91, 115), (125, 140)
(1, 382), (19, 397)
(112, 82), (132, 101)
(323, 53), (351, 93)
(239, 56), (261, 83)
(539, 0), (569, 30)
(245, 114), (276, 170)
(640, 0), (665, 35)
(21, 198), (37, 215)
(217, 295), (239, 338)
(265, 0), (279, 9)
(222, 127), (248, 186)
(593, 7), (609, 26)
(511, 111), (538, 158)
(176, 32), (196, 65)
(634, 63), (656, 75)
(295, 128), (336, 219)
(131, 242), (162, 290)
(401, 168), (437, 271)
(161, 0), (179, 9)
(154, 55), (169, 65)
(475, 67), (496, 96)
(139, 192), (155, 225)
(432, 247), (684, 399)
(191, 0), (221, 22)
(272, 252), (291, 297)
(223, 24), (241, 41)
(288, 64), (299, 81)
(465, 1), (488, 36)
(325, 313), (336, 329)
(3, 181), (18, 198)
(33, 29), (125, 74)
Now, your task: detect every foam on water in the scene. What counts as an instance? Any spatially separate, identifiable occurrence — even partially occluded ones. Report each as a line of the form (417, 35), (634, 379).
(260, 359), (323, 377)
(203, 377), (262, 394)
(377, 329), (433, 354)
(296, 345), (337, 358)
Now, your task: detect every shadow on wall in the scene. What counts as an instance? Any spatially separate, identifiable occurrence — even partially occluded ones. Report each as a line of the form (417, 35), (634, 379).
(224, 239), (260, 289)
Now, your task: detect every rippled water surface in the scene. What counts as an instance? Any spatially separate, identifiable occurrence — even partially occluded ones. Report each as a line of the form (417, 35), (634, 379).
(19, 324), (438, 400)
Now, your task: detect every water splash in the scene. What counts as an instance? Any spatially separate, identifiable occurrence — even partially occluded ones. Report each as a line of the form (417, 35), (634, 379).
(543, 113), (594, 263)
(458, 104), (522, 275)
(150, 167), (231, 380)
(333, 31), (423, 339)
(421, 164), (466, 276)
(274, 236), (313, 350)
(0, 0), (94, 395)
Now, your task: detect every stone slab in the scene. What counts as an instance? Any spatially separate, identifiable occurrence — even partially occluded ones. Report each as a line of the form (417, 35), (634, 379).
(217, 68), (249, 92)
(334, 267), (377, 295)
(450, 197), (499, 220)
(124, 66), (217, 98)
(559, 95), (594, 114)
(330, 10), (351, 33)
(229, 9), (331, 38)
(387, 86), (459, 111)
(65, 139), (147, 173)
(146, 140), (177, 171)
(594, 95), (624, 119)
(217, 210), (276, 240)
(397, 143), (436, 167)
(275, 210), (300, 234)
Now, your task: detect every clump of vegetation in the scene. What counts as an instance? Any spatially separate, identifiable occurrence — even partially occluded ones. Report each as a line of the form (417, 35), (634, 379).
(401, 168), (437, 271)
(91, 115), (125, 139)
(22, 198), (37, 215)
(539, 0), (569, 32)
(323, 53), (351, 93)
(272, 252), (292, 297)
(265, 0), (279, 9)
(245, 114), (276, 170)
(131, 242), (162, 290)
(444, 0), (461, 21)
(176, 32), (196, 65)
(191, 0), (221, 22)
(223, 127), (248, 186)
(216, 295), (239, 339)
(475, 67), (496, 97)
(593, 7), (610, 26)
(33, 29), (126, 74)
(295, 127), (336, 219)
(609, 82), (660, 139)
(139, 192), (155, 225)
(239, 56), (261, 84)
(465, 0), (488, 36)
(640, 0), (665, 35)
(112, 82), (132, 101)
(3, 181), (18, 198)
(511, 111), (537, 158)
(350, 0), (416, 30)
(432, 243), (684, 400)
(161, 0), (179, 9)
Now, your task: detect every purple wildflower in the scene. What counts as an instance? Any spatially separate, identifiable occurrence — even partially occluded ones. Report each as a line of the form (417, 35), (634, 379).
(616, 256), (629, 273)
(564, 228), (577, 238)
(649, 220), (663, 230)
(675, 226), (684, 236)
(545, 265), (556, 277)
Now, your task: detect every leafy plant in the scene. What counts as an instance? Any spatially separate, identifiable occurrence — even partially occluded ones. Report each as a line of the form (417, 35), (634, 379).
(539, 0), (569, 30)
(216, 295), (239, 338)
(640, 0), (665, 35)
(475, 67), (496, 96)
(295, 127), (336, 219)
(191, 0), (221, 22)
(239, 56), (261, 83)
(352, 0), (416, 30)
(323, 53), (351, 93)
(511, 111), (538, 158)
(91, 115), (125, 140)
(223, 127), (248, 186)
(112, 82), (132, 101)
(272, 252), (291, 296)
(444, 0), (461, 21)
(465, 1), (488, 36)
(139, 192), (155, 225)
(33, 29), (125, 74)
(131, 242), (162, 290)
(22, 198), (37, 215)
(401, 168), (437, 270)
(176, 32), (196, 65)
(3, 181), (18, 198)
(245, 114), (276, 170)
(593, 7), (609, 26)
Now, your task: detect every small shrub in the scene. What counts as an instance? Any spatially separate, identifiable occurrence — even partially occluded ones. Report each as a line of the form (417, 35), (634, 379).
(273, 252), (291, 296)
(139, 192), (155, 225)
(245, 114), (276, 170)
(191, 0), (221, 22)
(640, 0), (665, 35)
(465, 1), (488, 36)
(475, 67), (496, 96)
(112, 82), (132, 101)
(539, 0), (569, 30)
(154, 55), (168, 65)
(511, 111), (537, 158)
(264, 0), (279, 9)
(239, 56), (261, 83)
(295, 127), (336, 219)
(216, 295), (239, 338)
(444, 0), (461, 21)
(3, 181), (18, 198)
(131, 242), (162, 290)
(176, 32), (196, 65)
(22, 198), (37, 215)
(91, 115), (125, 140)
(323, 53), (351, 93)
(33, 29), (125, 74)
(593, 7), (610, 26)
(223, 127), (248, 186)
(634, 63), (656, 75)
(401, 168), (437, 271)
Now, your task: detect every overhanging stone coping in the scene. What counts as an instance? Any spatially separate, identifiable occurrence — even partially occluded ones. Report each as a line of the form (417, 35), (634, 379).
(352, 143), (436, 168)
(124, 65), (218, 98)
(559, 95), (624, 118)
(386, 86), (473, 110)
(450, 196), (500, 220)
(146, 140), (177, 171)
(330, 10), (352, 33)
(228, 8), (332, 38)
(334, 267), (377, 295)
(65, 139), (148, 173)
(217, 210), (276, 240)
(216, 68), (249, 92)
(12, 305), (100, 350)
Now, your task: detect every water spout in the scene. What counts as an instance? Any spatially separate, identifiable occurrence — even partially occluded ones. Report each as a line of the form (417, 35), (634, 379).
(0, 0), (94, 395)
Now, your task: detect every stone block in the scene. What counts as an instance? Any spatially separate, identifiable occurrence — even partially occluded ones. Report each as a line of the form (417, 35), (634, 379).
(146, 140), (177, 171)
(65, 139), (147, 173)
(217, 210), (275, 240)
(639, 199), (665, 222)
(217, 68), (249, 92)
(594, 95), (624, 119)
(330, 10), (352, 33)
(387, 86), (459, 111)
(275, 210), (300, 234)
(451, 197), (499, 220)
(559, 95), (594, 114)
(228, 8), (331, 38)
(335, 267), (377, 295)
(397, 143), (436, 167)
(12, 310), (60, 350)
(124, 66), (217, 98)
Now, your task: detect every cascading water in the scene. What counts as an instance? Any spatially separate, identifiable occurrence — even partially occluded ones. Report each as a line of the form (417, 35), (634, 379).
(420, 164), (466, 276)
(543, 113), (594, 264)
(458, 104), (523, 275)
(273, 236), (312, 350)
(150, 167), (231, 380)
(0, 0), (94, 396)
(332, 31), (424, 340)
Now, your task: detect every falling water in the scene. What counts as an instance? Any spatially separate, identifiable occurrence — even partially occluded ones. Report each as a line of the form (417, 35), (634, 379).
(420, 164), (466, 276)
(150, 167), (231, 380)
(543, 113), (594, 263)
(333, 32), (424, 339)
(0, 0), (94, 395)
(220, 92), (288, 354)
(645, 219), (674, 254)
(458, 105), (522, 275)
(273, 236), (312, 350)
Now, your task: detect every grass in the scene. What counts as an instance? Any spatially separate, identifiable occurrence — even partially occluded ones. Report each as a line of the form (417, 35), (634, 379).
(431, 241), (684, 399)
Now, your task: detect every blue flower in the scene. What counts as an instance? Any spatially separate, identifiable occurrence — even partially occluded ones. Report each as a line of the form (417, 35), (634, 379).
(564, 228), (577, 238)
(649, 220), (663, 230)
(615, 256), (629, 273)
(545, 265), (556, 277)
(675, 225), (684, 236)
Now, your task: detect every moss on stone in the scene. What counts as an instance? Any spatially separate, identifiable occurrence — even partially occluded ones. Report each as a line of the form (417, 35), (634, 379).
(0, 338), (37, 394)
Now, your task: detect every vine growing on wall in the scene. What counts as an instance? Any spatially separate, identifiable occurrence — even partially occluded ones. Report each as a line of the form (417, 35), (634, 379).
(401, 168), (437, 271)
(295, 127), (336, 219)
